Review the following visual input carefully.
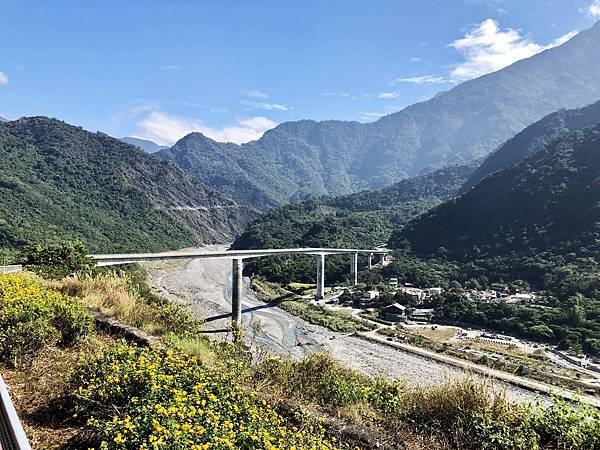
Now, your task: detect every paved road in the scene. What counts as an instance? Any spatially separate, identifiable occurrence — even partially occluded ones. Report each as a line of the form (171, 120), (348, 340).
(146, 247), (553, 404)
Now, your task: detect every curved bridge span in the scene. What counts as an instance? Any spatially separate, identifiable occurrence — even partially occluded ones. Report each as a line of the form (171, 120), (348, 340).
(90, 247), (389, 323)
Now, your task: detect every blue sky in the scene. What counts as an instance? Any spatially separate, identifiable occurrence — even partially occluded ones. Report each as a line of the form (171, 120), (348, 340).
(1, 0), (599, 145)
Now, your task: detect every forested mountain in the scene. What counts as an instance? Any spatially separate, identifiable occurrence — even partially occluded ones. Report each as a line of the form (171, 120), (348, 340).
(232, 163), (476, 283)
(119, 136), (168, 154)
(395, 123), (600, 289)
(160, 22), (600, 211)
(0, 116), (7, 123)
(463, 99), (600, 191)
(0, 117), (255, 254)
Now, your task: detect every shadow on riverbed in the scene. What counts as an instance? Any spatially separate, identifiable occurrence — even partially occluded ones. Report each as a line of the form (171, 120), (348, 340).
(203, 293), (293, 324)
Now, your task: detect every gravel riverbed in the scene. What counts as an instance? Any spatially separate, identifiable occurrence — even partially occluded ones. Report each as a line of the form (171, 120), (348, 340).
(146, 246), (550, 405)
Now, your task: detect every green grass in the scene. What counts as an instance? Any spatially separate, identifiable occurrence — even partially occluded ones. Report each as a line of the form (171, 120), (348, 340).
(252, 276), (375, 333)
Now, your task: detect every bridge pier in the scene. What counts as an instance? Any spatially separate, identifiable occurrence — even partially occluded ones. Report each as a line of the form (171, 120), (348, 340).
(232, 258), (243, 323)
(368, 253), (373, 269)
(316, 254), (325, 299)
(350, 252), (358, 286)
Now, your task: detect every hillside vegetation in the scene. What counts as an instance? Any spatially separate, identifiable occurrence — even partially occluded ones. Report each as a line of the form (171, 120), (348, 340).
(0, 117), (254, 256)
(233, 163), (475, 283)
(160, 22), (600, 210)
(464, 99), (600, 191)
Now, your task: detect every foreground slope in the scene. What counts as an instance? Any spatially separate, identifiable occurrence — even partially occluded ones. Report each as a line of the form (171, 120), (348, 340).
(160, 22), (600, 210)
(0, 117), (254, 253)
(395, 123), (600, 284)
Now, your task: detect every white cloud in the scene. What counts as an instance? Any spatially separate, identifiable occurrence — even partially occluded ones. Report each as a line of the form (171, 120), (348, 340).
(409, 57), (423, 62)
(0, 72), (8, 85)
(378, 92), (400, 99)
(585, 1), (600, 17)
(161, 64), (182, 71)
(393, 75), (449, 85)
(241, 101), (293, 111)
(242, 89), (269, 99)
(359, 112), (385, 121)
(323, 92), (352, 97)
(135, 110), (276, 145)
(449, 19), (577, 81)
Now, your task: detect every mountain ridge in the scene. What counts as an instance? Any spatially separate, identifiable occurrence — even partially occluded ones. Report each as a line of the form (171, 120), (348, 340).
(0, 116), (255, 254)
(158, 21), (600, 211)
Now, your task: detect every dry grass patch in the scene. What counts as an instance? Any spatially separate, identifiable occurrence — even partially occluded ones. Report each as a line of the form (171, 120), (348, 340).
(48, 273), (200, 337)
(2, 332), (117, 449)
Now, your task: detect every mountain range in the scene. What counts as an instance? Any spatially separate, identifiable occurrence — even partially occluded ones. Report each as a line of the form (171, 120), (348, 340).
(0, 117), (254, 254)
(120, 136), (169, 154)
(463, 99), (600, 191)
(159, 21), (600, 211)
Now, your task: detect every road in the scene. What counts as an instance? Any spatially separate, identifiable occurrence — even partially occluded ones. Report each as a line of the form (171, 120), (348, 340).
(146, 246), (553, 404)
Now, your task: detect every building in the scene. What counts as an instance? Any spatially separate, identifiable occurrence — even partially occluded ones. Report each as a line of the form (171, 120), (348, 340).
(427, 287), (443, 296)
(398, 286), (426, 303)
(359, 290), (379, 306)
(381, 303), (407, 322)
(411, 308), (435, 322)
(389, 277), (398, 287)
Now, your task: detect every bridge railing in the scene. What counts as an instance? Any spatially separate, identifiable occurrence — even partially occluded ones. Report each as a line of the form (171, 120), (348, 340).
(0, 374), (31, 450)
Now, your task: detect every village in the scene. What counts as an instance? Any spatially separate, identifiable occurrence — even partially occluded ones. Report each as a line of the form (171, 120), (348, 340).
(310, 278), (600, 386)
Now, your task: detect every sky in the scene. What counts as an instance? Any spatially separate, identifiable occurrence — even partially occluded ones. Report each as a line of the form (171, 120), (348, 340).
(1, 0), (599, 145)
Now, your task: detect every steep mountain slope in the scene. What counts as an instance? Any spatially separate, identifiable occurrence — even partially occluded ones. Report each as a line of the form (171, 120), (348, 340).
(0, 117), (254, 253)
(232, 163), (476, 283)
(394, 123), (600, 284)
(159, 22), (600, 211)
(119, 136), (168, 154)
(463, 99), (600, 191)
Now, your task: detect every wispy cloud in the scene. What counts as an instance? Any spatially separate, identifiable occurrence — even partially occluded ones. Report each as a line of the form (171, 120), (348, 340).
(242, 89), (269, 99)
(241, 100), (293, 111)
(161, 64), (183, 71)
(464, 0), (507, 14)
(0, 71), (8, 85)
(135, 110), (276, 145)
(449, 19), (577, 81)
(583, 0), (600, 17)
(359, 112), (385, 121)
(408, 57), (423, 62)
(378, 92), (400, 99)
(393, 75), (449, 85)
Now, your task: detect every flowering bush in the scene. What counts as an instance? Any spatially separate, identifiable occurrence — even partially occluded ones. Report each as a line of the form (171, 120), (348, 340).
(73, 343), (341, 449)
(0, 273), (93, 363)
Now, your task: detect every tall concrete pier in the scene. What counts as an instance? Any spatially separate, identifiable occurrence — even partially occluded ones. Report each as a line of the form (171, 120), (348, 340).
(316, 253), (325, 299)
(350, 252), (358, 286)
(231, 258), (243, 323)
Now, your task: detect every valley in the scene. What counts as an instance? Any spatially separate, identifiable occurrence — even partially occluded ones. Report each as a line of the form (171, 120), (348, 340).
(143, 245), (586, 406)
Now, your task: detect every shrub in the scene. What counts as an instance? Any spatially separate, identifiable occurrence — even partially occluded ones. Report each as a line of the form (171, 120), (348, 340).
(0, 273), (93, 363)
(72, 343), (340, 449)
(23, 241), (95, 279)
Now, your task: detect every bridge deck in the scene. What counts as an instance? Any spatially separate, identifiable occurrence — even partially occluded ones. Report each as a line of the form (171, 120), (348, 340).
(90, 247), (389, 266)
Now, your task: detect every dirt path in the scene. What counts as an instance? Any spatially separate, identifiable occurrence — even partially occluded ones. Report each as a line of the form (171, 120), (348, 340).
(146, 246), (552, 404)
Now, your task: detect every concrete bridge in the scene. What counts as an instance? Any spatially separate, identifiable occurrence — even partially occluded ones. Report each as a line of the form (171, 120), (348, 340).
(90, 247), (389, 323)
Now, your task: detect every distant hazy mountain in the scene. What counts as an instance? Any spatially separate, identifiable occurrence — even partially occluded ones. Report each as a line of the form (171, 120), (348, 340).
(120, 136), (168, 154)
(0, 117), (255, 253)
(0, 116), (7, 123)
(463, 99), (600, 191)
(395, 123), (600, 284)
(159, 21), (600, 211)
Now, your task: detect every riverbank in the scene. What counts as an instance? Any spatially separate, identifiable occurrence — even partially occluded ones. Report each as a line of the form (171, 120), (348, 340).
(144, 247), (557, 405)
